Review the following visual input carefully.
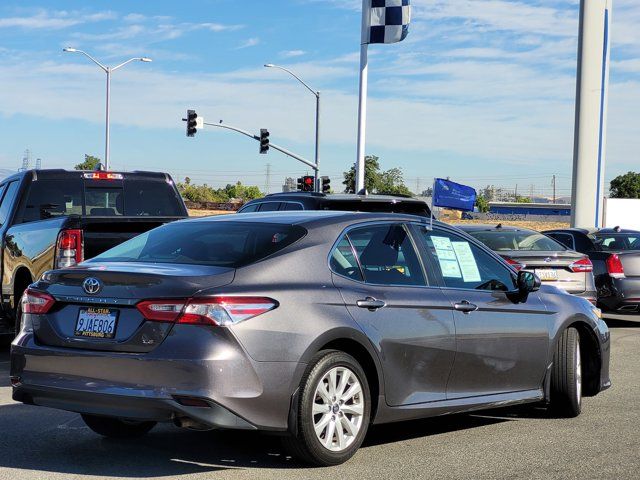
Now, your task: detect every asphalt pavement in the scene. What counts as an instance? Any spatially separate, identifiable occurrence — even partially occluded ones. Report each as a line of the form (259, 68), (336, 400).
(0, 316), (638, 480)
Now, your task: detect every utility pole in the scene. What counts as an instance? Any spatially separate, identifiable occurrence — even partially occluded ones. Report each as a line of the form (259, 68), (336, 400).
(552, 175), (557, 203)
(515, 184), (518, 201)
(265, 163), (272, 195)
(416, 178), (420, 195)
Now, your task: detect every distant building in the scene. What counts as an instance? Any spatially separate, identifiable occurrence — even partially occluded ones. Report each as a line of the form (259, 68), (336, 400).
(488, 202), (571, 216)
(282, 177), (296, 192)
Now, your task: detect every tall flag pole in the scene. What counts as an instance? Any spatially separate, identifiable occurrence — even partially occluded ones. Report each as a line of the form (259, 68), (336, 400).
(356, 0), (411, 193)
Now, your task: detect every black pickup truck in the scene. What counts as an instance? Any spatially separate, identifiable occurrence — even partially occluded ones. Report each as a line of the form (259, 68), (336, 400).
(0, 169), (188, 336)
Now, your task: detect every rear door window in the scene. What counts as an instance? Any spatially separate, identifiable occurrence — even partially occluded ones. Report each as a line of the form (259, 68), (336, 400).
(21, 178), (83, 223)
(330, 237), (363, 281)
(344, 224), (426, 286)
(258, 202), (282, 212)
(283, 202), (304, 211)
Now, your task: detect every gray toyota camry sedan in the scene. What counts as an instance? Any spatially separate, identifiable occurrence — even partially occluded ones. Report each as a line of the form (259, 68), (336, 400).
(11, 212), (611, 466)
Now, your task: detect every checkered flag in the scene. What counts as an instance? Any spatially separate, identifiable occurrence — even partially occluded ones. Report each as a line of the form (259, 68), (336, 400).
(362, 0), (411, 44)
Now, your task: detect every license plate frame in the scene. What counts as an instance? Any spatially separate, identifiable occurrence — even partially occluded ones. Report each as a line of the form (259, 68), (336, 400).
(535, 268), (559, 281)
(74, 307), (119, 339)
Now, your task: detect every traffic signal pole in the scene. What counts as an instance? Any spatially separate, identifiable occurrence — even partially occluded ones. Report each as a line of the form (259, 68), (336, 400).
(202, 121), (319, 173)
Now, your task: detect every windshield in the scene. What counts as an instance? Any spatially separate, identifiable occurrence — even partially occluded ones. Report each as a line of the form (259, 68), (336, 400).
(468, 231), (566, 252)
(593, 233), (640, 251)
(89, 221), (307, 267)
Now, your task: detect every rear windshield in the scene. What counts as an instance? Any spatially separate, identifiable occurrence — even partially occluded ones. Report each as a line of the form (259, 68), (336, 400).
(20, 177), (184, 222)
(593, 233), (640, 251)
(468, 231), (566, 252)
(89, 221), (307, 267)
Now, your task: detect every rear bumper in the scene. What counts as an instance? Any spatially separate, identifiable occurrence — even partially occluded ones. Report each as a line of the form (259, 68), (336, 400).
(598, 277), (640, 313)
(10, 327), (305, 431)
(12, 382), (256, 430)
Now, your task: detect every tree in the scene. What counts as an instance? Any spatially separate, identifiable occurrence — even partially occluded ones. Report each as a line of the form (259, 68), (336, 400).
(176, 178), (263, 203)
(343, 155), (382, 193)
(476, 196), (490, 213)
(610, 172), (640, 199)
(343, 155), (413, 195)
(75, 154), (101, 170)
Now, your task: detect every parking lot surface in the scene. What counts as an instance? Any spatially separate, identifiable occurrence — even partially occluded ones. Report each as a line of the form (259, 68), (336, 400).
(0, 317), (638, 480)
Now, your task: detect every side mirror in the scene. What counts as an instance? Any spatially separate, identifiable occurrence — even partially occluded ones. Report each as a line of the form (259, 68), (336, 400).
(517, 270), (541, 294)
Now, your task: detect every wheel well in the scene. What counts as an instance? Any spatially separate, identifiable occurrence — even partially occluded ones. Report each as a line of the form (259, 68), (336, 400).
(13, 268), (33, 311)
(319, 338), (381, 422)
(568, 321), (601, 397)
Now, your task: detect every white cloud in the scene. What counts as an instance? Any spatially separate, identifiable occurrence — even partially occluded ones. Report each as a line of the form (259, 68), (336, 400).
(280, 50), (307, 58)
(0, 9), (115, 30)
(237, 37), (260, 49)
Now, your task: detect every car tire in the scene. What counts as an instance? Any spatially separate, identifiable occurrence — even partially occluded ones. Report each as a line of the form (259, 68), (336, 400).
(282, 350), (371, 466)
(549, 327), (582, 418)
(81, 414), (157, 439)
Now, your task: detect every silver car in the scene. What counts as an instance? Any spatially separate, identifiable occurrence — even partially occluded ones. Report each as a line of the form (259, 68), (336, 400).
(11, 212), (610, 466)
(459, 224), (597, 303)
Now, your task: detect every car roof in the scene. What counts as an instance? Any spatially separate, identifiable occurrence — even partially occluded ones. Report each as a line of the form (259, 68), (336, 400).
(257, 192), (427, 204)
(186, 210), (440, 228)
(544, 227), (640, 235)
(456, 224), (536, 233)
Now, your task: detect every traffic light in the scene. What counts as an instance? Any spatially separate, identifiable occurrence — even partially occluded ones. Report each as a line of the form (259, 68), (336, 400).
(321, 176), (331, 193)
(259, 129), (270, 154)
(298, 175), (315, 192)
(186, 110), (198, 137)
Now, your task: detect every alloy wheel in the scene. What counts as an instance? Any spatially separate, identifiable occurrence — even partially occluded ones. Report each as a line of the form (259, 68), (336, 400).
(312, 366), (365, 452)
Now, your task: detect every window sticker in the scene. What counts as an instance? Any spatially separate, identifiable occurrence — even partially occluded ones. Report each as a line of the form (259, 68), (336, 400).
(452, 241), (481, 282)
(431, 236), (462, 278)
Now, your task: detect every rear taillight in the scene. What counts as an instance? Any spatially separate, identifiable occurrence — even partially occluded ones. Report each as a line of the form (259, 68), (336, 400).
(503, 257), (525, 271)
(21, 288), (55, 314)
(136, 299), (185, 322)
(55, 229), (84, 268)
(569, 257), (593, 273)
(136, 297), (277, 327)
(606, 254), (625, 279)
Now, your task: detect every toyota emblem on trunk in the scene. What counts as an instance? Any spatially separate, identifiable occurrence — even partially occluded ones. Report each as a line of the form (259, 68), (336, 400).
(83, 277), (102, 295)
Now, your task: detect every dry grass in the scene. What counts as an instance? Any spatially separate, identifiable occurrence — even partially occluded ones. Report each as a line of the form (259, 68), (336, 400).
(187, 210), (569, 232)
(449, 219), (570, 231)
(188, 209), (234, 217)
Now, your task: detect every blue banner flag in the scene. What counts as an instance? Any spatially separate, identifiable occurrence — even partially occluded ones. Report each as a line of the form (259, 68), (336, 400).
(362, 0), (411, 45)
(433, 179), (477, 212)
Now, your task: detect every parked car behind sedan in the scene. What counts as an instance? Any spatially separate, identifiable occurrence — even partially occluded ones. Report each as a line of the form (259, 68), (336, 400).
(458, 224), (597, 303)
(12, 212), (610, 466)
(544, 227), (640, 314)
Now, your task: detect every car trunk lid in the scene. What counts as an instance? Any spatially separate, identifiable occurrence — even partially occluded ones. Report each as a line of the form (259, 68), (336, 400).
(500, 250), (590, 294)
(32, 262), (234, 353)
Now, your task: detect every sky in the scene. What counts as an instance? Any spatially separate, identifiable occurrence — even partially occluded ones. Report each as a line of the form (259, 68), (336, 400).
(0, 0), (638, 198)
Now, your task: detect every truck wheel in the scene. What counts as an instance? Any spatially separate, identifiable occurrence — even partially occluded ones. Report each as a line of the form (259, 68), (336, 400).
(550, 327), (582, 417)
(282, 350), (371, 466)
(81, 414), (156, 439)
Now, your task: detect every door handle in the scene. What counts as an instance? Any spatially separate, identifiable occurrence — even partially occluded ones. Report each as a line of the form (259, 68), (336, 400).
(357, 297), (386, 311)
(454, 300), (478, 314)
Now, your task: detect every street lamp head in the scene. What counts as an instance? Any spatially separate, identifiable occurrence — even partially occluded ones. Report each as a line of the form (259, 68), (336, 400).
(264, 63), (275, 68)
(63, 47), (78, 53)
(140, 57), (152, 63)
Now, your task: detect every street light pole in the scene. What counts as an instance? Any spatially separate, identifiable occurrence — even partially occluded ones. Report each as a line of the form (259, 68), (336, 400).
(264, 64), (320, 191)
(63, 48), (152, 170)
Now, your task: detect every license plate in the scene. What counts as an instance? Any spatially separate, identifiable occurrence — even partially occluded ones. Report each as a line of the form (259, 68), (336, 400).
(535, 269), (559, 281)
(74, 307), (119, 339)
